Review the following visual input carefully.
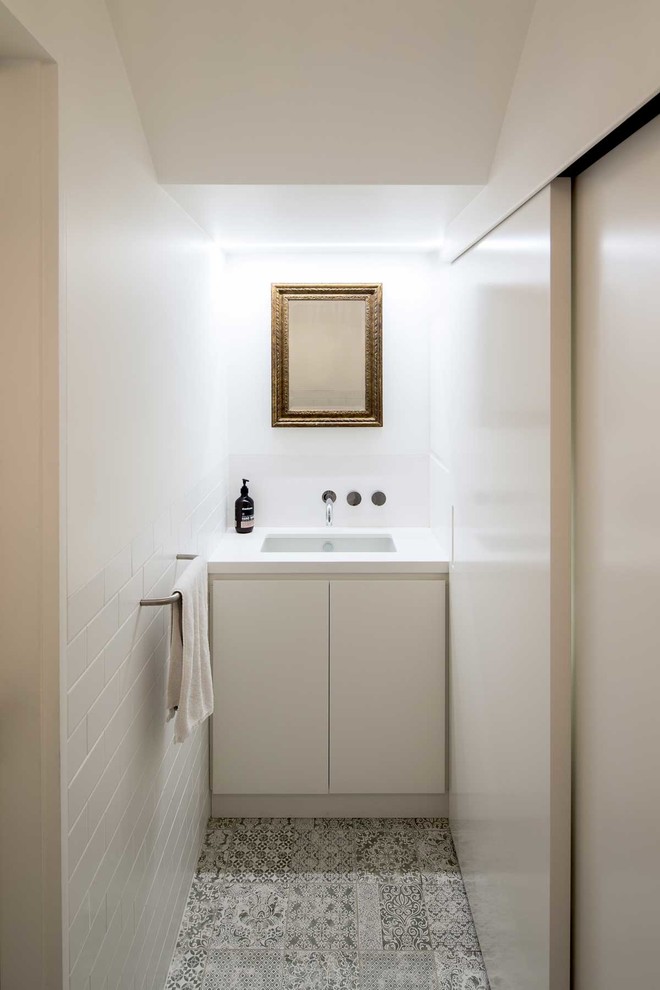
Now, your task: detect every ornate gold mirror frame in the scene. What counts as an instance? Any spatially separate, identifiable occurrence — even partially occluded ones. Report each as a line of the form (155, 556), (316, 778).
(271, 283), (383, 427)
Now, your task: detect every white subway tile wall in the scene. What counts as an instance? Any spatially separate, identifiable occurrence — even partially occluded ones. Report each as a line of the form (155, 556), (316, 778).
(65, 465), (226, 990)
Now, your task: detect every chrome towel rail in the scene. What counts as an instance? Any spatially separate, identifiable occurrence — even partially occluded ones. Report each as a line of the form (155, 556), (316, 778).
(140, 554), (198, 607)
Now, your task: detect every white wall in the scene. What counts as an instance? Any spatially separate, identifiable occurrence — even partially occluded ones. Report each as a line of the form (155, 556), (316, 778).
(1, 1), (228, 988)
(573, 115), (660, 990)
(223, 250), (433, 528)
(4, 2), (227, 597)
(444, 184), (571, 990)
(429, 260), (452, 551)
(445, 0), (660, 259)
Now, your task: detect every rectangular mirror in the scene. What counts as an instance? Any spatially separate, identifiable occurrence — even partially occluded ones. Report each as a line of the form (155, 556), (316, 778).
(271, 283), (383, 426)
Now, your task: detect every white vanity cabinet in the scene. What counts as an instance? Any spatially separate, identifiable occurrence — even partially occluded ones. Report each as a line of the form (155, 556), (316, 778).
(211, 576), (446, 801)
(211, 580), (329, 794)
(329, 579), (445, 794)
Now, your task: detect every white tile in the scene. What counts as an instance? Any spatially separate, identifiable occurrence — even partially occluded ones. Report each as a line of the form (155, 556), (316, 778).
(106, 915), (135, 990)
(90, 906), (122, 990)
(118, 571), (143, 625)
(105, 902), (135, 990)
(119, 847), (145, 937)
(68, 964), (91, 990)
(68, 652), (105, 737)
(87, 598), (119, 663)
(175, 516), (193, 552)
(104, 546), (132, 603)
(68, 806), (89, 877)
(191, 490), (216, 535)
(131, 527), (154, 575)
(119, 620), (162, 700)
(104, 841), (136, 929)
(88, 744), (124, 837)
(70, 902), (107, 990)
(89, 821), (127, 921)
(152, 510), (171, 551)
(142, 551), (170, 597)
(67, 630), (88, 689)
(68, 735), (106, 825)
(142, 563), (175, 605)
(69, 896), (91, 972)
(104, 699), (133, 759)
(68, 571), (105, 643)
(65, 479), (220, 990)
(104, 616), (137, 684)
(103, 773), (134, 854)
(133, 596), (164, 640)
(69, 819), (106, 924)
(87, 672), (121, 751)
(68, 720), (89, 784)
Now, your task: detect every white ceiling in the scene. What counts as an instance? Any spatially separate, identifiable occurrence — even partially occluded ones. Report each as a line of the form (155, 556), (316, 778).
(107, 0), (535, 185)
(165, 184), (482, 247)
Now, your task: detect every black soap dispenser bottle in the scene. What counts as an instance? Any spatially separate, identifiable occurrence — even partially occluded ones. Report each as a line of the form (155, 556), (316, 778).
(234, 479), (255, 534)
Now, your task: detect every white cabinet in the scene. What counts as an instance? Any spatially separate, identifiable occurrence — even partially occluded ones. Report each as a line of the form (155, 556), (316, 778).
(211, 576), (445, 797)
(212, 580), (329, 794)
(330, 580), (445, 794)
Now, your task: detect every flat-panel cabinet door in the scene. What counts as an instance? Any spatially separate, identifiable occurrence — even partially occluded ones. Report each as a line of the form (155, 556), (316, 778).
(212, 579), (329, 794)
(330, 579), (445, 794)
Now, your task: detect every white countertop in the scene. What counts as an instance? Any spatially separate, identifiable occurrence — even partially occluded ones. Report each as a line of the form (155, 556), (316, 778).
(207, 527), (450, 574)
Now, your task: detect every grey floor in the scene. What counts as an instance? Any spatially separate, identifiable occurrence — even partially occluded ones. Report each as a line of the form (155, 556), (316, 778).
(166, 818), (489, 989)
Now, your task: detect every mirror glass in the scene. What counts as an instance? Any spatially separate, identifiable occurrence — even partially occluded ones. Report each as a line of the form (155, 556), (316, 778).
(288, 299), (366, 411)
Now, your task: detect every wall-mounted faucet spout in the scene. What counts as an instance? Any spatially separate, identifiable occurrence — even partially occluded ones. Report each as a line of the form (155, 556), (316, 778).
(322, 490), (337, 527)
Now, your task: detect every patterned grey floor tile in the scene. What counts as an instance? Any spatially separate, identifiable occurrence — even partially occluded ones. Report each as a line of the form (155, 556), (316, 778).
(379, 881), (433, 950)
(285, 880), (357, 952)
(355, 829), (418, 879)
(290, 827), (355, 880)
(224, 825), (295, 881)
(206, 824), (235, 846)
(356, 881), (383, 951)
(354, 818), (448, 831)
(214, 883), (287, 948)
(168, 818), (482, 990)
(232, 817), (298, 831)
(314, 818), (358, 830)
(202, 948), (282, 989)
(423, 878), (482, 966)
(290, 817), (317, 832)
(327, 952), (358, 989)
(360, 952), (439, 990)
(176, 904), (217, 950)
(435, 958), (490, 990)
(417, 830), (460, 877)
(180, 873), (227, 938)
(353, 818), (413, 830)
(198, 826), (234, 873)
(165, 943), (208, 989)
(283, 951), (358, 990)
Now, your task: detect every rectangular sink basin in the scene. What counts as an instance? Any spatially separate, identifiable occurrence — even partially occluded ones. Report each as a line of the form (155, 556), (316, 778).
(261, 534), (397, 553)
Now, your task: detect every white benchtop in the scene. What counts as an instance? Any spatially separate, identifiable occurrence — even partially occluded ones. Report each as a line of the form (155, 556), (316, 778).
(207, 527), (450, 575)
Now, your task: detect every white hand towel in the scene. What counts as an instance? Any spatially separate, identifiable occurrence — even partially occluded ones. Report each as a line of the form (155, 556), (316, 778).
(166, 556), (213, 743)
